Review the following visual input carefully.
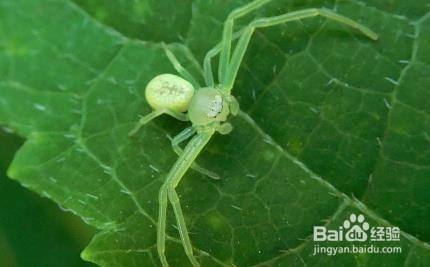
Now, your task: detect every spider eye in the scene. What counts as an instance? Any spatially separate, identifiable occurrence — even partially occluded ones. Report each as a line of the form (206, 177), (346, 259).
(188, 88), (230, 126)
(207, 95), (223, 117)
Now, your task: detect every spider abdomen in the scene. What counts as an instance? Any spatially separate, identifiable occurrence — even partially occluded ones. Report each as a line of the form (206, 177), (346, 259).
(145, 73), (194, 112)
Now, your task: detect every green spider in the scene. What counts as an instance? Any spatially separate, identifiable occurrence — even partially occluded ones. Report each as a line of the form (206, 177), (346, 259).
(129, 0), (378, 266)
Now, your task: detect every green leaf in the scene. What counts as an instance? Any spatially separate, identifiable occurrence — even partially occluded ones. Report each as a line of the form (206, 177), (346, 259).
(71, 0), (193, 42)
(1, 0), (430, 266)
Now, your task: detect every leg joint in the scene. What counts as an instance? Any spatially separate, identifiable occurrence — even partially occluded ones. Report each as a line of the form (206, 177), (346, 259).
(167, 188), (180, 204)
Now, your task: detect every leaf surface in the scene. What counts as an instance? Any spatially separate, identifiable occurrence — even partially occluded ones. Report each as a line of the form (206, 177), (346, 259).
(0, 0), (429, 266)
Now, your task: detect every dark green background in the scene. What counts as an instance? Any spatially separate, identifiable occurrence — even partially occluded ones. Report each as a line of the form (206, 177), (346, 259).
(0, 129), (94, 266)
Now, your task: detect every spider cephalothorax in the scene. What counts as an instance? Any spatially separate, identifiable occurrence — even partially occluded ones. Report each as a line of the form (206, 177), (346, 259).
(188, 88), (231, 126)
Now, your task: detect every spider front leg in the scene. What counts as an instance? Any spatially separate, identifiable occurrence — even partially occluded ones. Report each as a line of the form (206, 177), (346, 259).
(171, 127), (220, 179)
(203, 47), (217, 87)
(218, 0), (272, 84)
(224, 7), (378, 92)
(203, 29), (244, 87)
(128, 108), (188, 136)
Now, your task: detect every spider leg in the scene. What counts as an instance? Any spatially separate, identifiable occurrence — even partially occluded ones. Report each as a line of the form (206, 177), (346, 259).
(203, 47), (217, 87)
(162, 43), (201, 90)
(128, 108), (188, 136)
(218, 0), (272, 85)
(157, 184), (169, 267)
(158, 131), (214, 266)
(203, 29), (246, 87)
(180, 45), (205, 78)
(172, 127), (220, 179)
(224, 8), (378, 93)
(216, 122), (233, 135)
(228, 95), (240, 115)
(168, 187), (200, 267)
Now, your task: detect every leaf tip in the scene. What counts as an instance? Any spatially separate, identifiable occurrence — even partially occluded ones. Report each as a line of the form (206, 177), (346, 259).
(6, 163), (19, 180)
(80, 247), (93, 262)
